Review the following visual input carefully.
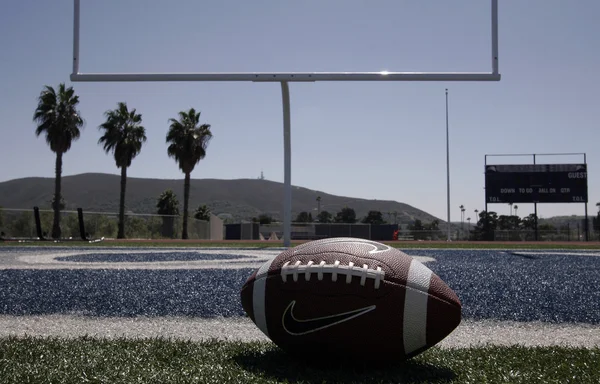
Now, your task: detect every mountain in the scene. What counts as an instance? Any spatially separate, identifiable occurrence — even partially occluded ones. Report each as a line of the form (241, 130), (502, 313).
(536, 215), (593, 228)
(0, 173), (442, 224)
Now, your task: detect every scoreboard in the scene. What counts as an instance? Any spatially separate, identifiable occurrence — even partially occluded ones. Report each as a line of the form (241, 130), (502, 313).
(485, 163), (588, 204)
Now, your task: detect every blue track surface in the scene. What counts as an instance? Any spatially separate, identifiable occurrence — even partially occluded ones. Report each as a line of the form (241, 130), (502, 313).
(408, 250), (600, 324)
(0, 248), (598, 324)
(0, 269), (249, 317)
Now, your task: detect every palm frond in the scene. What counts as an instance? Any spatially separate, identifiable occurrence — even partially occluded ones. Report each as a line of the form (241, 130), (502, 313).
(98, 102), (146, 168)
(33, 83), (84, 154)
(165, 108), (213, 173)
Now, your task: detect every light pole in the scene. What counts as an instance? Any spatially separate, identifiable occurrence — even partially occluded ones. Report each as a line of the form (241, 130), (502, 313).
(459, 204), (465, 239)
(596, 202), (600, 241)
(445, 89), (451, 241)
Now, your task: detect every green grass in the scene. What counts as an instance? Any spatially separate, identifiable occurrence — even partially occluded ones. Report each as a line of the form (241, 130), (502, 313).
(2, 239), (600, 250)
(0, 337), (597, 384)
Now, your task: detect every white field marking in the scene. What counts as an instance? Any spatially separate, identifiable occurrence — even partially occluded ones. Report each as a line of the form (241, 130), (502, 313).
(510, 251), (600, 257)
(0, 249), (281, 270)
(1, 315), (598, 349)
(414, 256), (435, 264)
(0, 248), (435, 270)
(439, 319), (600, 349)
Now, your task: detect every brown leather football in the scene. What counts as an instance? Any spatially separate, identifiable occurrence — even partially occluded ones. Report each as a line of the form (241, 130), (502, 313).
(240, 237), (461, 362)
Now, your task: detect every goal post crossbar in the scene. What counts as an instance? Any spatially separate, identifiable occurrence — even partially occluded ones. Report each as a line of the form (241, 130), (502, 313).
(69, 0), (500, 247)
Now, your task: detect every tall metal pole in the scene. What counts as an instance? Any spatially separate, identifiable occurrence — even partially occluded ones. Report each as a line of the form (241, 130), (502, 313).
(72, 0), (80, 75)
(584, 153), (589, 241)
(484, 155), (488, 216)
(533, 154), (538, 241)
(281, 82), (292, 247)
(585, 203), (589, 242)
(491, 0), (499, 75)
(446, 89), (451, 241)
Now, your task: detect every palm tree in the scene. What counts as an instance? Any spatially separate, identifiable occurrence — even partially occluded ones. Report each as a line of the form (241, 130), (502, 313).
(474, 209), (479, 223)
(157, 189), (180, 238)
(166, 108), (213, 239)
(513, 205), (518, 217)
(194, 204), (211, 221)
(98, 102), (147, 239)
(157, 190), (180, 216)
(33, 83), (84, 239)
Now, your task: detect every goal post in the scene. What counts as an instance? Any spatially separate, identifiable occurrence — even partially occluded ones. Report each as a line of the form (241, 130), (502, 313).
(70, 0), (501, 247)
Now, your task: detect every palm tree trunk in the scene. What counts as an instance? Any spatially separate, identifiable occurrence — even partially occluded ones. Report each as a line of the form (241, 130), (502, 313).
(117, 166), (127, 239)
(51, 152), (63, 239)
(182, 172), (190, 239)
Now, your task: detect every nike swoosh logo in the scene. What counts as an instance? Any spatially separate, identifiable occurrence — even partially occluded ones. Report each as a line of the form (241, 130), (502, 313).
(305, 238), (390, 254)
(282, 301), (376, 336)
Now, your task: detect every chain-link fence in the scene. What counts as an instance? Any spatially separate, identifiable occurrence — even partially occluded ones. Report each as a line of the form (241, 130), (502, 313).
(0, 208), (81, 239)
(1, 208), (596, 242)
(0, 208), (217, 240)
(258, 223), (374, 240)
(494, 229), (596, 242)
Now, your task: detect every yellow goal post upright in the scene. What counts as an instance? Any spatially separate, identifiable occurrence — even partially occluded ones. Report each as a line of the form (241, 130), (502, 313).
(70, 0), (501, 247)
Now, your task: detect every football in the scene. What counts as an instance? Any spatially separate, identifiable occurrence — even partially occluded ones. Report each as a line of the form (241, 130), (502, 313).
(240, 237), (461, 362)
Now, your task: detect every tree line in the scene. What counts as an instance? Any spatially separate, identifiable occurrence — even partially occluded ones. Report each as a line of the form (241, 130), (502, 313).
(254, 207), (439, 227)
(467, 210), (598, 241)
(0, 189), (212, 240)
(31, 83), (213, 240)
(253, 207), (389, 225)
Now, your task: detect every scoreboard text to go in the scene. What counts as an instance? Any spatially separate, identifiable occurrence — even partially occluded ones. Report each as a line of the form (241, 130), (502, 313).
(487, 186), (586, 203)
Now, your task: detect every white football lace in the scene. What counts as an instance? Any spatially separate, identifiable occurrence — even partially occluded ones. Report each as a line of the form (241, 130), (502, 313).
(280, 260), (385, 289)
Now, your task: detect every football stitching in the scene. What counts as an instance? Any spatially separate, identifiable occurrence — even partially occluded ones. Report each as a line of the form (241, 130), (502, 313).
(290, 249), (418, 286)
(280, 260), (385, 289)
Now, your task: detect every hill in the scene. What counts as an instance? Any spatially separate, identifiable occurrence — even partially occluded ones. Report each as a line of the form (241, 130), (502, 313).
(0, 173), (442, 224)
(537, 215), (593, 229)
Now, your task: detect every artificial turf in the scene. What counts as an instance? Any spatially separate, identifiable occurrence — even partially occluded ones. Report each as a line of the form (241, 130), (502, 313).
(0, 337), (597, 384)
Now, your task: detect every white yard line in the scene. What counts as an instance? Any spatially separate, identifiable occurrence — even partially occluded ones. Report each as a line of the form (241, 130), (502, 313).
(0, 315), (598, 348)
(0, 249), (279, 270)
(440, 319), (600, 349)
(509, 251), (600, 257)
(0, 249), (436, 270)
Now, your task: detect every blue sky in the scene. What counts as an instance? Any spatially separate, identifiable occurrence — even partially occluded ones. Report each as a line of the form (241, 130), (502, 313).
(1, 0), (599, 222)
